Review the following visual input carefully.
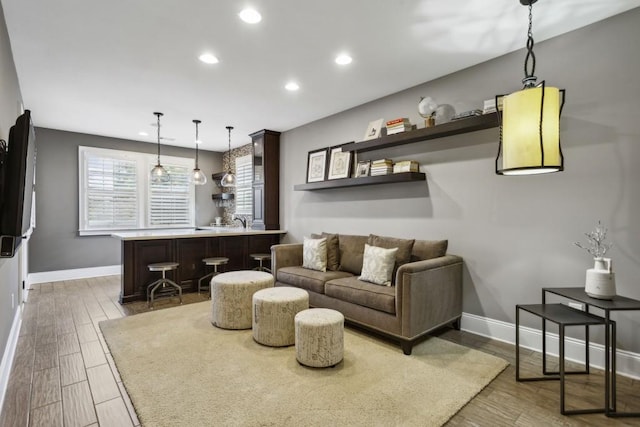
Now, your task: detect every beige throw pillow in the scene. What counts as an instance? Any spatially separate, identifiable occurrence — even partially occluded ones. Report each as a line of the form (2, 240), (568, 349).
(358, 244), (398, 286)
(302, 237), (327, 272)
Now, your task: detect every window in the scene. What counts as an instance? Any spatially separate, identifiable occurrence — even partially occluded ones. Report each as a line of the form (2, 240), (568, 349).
(234, 154), (253, 215)
(79, 146), (195, 234)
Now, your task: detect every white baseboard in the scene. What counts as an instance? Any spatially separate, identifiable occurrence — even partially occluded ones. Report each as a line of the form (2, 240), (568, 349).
(461, 312), (640, 380)
(0, 308), (22, 415)
(28, 265), (121, 285)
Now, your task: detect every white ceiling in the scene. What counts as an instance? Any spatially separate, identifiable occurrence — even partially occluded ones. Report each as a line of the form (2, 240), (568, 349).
(3, 0), (639, 151)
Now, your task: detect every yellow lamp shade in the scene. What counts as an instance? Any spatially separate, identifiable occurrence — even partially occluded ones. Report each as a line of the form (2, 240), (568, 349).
(496, 84), (564, 175)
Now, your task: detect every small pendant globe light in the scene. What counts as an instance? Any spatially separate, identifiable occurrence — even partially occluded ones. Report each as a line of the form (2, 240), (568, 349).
(150, 112), (170, 183)
(191, 119), (207, 185)
(220, 126), (236, 187)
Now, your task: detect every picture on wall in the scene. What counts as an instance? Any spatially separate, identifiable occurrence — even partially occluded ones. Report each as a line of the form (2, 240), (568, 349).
(306, 148), (328, 182)
(363, 118), (384, 141)
(327, 143), (353, 180)
(355, 160), (371, 177)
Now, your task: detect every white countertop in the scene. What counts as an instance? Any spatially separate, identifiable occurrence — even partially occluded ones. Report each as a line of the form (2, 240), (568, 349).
(111, 227), (287, 241)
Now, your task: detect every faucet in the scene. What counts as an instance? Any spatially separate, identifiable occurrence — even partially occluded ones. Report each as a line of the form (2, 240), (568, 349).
(232, 214), (247, 228)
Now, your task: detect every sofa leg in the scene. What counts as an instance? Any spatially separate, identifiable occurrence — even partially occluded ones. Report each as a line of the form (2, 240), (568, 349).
(452, 317), (461, 331)
(401, 341), (413, 355)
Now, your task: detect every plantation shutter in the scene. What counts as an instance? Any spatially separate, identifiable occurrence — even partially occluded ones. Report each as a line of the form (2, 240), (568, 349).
(85, 155), (138, 229)
(148, 164), (192, 226)
(234, 154), (253, 215)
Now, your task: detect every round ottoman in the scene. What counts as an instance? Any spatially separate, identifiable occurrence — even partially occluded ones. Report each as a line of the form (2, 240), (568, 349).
(295, 308), (344, 368)
(252, 287), (309, 347)
(211, 271), (274, 330)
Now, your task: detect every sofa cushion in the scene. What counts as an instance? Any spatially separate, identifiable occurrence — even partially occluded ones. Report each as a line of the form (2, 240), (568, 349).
(368, 234), (415, 284)
(277, 266), (352, 294)
(325, 276), (396, 314)
(338, 234), (368, 275)
(302, 237), (327, 272)
(358, 244), (398, 286)
(411, 240), (448, 262)
(311, 232), (340, 271)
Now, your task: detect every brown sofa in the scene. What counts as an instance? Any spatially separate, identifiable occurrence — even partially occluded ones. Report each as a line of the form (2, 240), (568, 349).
(271, 233), (463, 354)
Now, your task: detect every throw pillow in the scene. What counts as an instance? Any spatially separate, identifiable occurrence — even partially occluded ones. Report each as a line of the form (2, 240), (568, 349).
(368, 234), (415, 283)
(302, 237), (327, 272)
(411, 240), (448, 261)
(338, 234), (369, 275)
(311, 232), (340, 271)
(358, 244), (398, 286)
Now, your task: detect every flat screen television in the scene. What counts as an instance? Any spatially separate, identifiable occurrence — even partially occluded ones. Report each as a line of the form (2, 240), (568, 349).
(0, 109), (36, 257)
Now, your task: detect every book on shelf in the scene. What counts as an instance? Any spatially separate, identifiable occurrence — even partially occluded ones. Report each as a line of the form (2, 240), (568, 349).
(385, 118), (412, 135)
(371, 159), (393, 166)
(386, 117), (410, 127)
(452, 109), (482, 120)
(482, 98), (502, 114)
(393, 160), (419, 173)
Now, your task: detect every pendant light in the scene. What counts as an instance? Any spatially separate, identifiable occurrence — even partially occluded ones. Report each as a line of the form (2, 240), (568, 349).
(191, 119), (207, 185)
(220, 126), (236, 187)
(495, 0), (565, 176)
(150, 112), (170, 183)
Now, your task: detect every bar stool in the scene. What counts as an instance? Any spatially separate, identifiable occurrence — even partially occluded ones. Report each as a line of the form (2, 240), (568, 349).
(198, 257), (229, 296)
(147, 262), (181, 309)
(250, 253), (271, 273)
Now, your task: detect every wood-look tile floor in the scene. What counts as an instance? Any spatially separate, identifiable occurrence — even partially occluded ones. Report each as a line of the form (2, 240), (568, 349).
(0, 275), (637, 426)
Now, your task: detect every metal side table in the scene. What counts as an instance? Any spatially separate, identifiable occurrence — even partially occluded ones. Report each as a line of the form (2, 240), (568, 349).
(543, 287), (640, 418)
(516, 303), (610, 415)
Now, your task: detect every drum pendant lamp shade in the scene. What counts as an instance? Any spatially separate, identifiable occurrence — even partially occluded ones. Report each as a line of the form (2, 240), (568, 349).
(495, 0), (565, 176)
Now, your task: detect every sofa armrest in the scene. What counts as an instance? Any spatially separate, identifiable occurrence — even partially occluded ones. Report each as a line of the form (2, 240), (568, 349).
(395, 254), (463, 339)
(271, 243), (303, 274)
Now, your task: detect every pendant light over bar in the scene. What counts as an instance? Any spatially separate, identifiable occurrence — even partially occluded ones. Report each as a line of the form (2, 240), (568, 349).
(220, 126), (236, 187)
(191, 119), (207, 185)
(150, 112), (170, 183)
(495, 0), (565, 176)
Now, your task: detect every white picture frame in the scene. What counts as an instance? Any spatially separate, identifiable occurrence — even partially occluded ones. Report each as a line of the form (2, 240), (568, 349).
(363, 118), (384, 141)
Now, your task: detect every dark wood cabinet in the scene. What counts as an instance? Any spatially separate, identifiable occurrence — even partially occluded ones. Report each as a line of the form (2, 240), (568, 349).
(250, 129), (280, 230)
(119, 233), (283, 303)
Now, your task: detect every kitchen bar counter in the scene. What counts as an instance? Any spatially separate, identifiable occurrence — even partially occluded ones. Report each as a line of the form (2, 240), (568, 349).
(113, 227), (286, 303)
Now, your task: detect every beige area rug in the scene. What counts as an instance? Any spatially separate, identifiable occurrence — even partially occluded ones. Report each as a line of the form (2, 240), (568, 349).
(100, 302), (508, 427)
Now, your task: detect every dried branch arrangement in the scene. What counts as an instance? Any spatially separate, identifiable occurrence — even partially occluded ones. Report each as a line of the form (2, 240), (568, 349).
(574, 220), (613, 258)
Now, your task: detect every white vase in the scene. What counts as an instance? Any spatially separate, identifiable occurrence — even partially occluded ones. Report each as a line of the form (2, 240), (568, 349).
(585, 257), (616, 300)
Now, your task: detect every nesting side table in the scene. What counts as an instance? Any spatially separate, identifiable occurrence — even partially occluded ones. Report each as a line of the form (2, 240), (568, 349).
(543, 287), (640, 418)
(516, 303), (610, 415)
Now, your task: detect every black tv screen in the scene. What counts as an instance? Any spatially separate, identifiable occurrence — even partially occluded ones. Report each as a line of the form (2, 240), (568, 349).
(0, 109), (36, 257)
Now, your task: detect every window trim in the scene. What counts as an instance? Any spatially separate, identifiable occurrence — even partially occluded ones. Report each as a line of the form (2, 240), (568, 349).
(78, 146), (195, 235)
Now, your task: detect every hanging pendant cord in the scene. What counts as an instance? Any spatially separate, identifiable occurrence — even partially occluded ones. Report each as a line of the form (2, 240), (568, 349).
(195, 120), (200, 168)
(522, 2), (537, 87)
(155, 113), (162, 165)
(226, 126), (233, 173)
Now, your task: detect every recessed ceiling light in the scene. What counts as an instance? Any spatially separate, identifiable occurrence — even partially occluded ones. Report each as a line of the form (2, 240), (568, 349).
(239, 8), (262, 24)
(199, 53), (219, 64)
(285, 82), (300, 91)
(335, 54), (352, 65)
(138, 131), (148, 136)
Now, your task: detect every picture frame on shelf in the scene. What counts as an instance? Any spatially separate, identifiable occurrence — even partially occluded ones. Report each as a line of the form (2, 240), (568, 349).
(327, 143), (353, 180)
(355, 160), (371, 177)
(362, 118), (384, 141)
(306, 148), (328, 183)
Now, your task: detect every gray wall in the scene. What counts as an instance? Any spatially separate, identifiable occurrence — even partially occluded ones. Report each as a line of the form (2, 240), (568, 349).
(0, 0), (24, 376)
(280, 9), (640, 352)
(29, 128), (223, 272)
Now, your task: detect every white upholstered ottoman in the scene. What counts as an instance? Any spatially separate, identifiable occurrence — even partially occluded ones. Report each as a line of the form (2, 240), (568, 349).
(211, 271), (273, 330)
(295, 308), (344, 367)
(252, 287), (309, 347)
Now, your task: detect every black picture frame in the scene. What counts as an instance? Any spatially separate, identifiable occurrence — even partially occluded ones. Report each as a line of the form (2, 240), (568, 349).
(306, 148), (329, 183)
(355, 160), (371, 177)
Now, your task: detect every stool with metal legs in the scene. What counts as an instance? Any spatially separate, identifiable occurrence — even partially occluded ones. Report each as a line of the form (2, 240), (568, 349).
(146, 262), (182, 309)
(198, 257), (229, 297)
(250, 253), (271, 273)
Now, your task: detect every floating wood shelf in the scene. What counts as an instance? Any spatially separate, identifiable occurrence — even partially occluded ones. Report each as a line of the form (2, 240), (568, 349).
(294, 172), (426, 191)
(340, 112), (499, 153)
